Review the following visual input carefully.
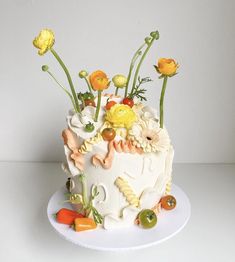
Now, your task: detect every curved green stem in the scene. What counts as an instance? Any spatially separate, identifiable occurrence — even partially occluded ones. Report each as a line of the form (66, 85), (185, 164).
(94, 90), (102, 122)
(125, 43), (146, 97)
(80, 96), (85, 109)
(46, 70), (76, 110)
(160, 76), (168, 128)
(50, 48), (81, 113)
(84, 77), (93, 94)
(130, 38), (155, 95)
(79, 173), (88, 208)
(115, 87), (119, 96)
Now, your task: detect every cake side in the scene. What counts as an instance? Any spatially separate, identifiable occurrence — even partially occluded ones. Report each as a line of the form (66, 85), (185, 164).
(62, 95), (174, 229)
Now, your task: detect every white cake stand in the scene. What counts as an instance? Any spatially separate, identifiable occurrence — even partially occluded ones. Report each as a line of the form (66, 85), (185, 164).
(47, 184), (191, 251)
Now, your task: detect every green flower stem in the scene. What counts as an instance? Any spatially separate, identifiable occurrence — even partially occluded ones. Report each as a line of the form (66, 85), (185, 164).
(160, 76), (168, 128)
(79, 174), (88, 208)
(81, 96), (85, 109)
(125, 43), (146, 97)
(84, 77), (93, 95)
(46, 70), (76, 110)
(94, 90), (102, 122)
(130, 38), (155, 95)
(115, 87), (119, 96)
(50, 48), (81, 113)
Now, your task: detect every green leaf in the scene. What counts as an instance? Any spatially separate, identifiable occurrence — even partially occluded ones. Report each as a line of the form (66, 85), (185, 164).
(153, 65), (160, 74)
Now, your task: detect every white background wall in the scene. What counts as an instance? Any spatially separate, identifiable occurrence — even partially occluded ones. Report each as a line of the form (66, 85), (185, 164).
(0, 0), (234, 163)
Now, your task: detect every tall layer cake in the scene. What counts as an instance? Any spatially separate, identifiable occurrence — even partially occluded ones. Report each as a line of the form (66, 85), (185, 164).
(33, 28), (178, 231)
(62, 95), (174, 229)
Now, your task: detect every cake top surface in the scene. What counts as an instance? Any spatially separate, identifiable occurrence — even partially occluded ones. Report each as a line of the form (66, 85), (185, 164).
(66, 94), (170, 154)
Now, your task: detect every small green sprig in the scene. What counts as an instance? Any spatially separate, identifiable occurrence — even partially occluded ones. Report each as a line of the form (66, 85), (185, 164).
(90, 206), (103, 224)
(86, 186), (103, 224)
(65, 176), (103, 225)
(129, 76), (152, 101)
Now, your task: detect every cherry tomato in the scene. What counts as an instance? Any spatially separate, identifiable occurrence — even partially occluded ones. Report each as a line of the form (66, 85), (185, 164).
(105, 100), (116, 110)
(160, 195), (177, 210)
(122, 97), (134, 108)
(101, 128), (116, 141)
(84, 122), (95, 133)
(84, 99), (96, 107)
(138, 209), (157, 229)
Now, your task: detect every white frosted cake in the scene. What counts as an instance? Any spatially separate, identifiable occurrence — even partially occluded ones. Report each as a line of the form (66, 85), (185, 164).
(33, 28), (178, 231)
(62, 95), (174, 229)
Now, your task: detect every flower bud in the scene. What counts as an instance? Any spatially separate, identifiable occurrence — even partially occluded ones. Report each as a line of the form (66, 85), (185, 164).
(42, 65), (49, 72)
(78, 70), (88, 78)
(112, 74), (127, 88)
(145, 37), (152, 45)
(150, 31), (159, 40)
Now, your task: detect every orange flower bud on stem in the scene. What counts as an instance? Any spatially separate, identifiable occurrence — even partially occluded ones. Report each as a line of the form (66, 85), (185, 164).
(159, 76), (168, 128)
(89, 70), (109, 122)
(94, 90), (102, 122)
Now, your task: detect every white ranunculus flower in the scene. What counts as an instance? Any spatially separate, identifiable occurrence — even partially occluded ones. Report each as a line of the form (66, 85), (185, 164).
(67, 106), (104, 139)
(141, 106), (159, 122)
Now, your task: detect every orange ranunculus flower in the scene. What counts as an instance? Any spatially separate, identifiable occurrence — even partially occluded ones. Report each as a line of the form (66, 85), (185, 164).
(89, 70), (109, 91)
(156, 58), (179, 76)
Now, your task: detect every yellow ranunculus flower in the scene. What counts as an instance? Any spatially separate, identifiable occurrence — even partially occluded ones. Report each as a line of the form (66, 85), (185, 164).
(105, 104), (137, 129)
(112, 74), (127, 88)
(156, 58), (178, 76)
(33, 29), (55, 55)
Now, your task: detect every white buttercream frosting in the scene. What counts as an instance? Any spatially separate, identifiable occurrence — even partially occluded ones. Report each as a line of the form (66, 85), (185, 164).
(63, 98), (174, 229)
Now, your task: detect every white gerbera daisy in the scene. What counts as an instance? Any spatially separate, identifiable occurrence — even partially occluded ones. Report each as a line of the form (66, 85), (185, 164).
(128, 118), (170, 153)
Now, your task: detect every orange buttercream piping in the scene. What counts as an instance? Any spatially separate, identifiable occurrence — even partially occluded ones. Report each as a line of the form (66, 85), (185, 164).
(70, 149), (85, 171)
(91, 140), (115, 169)
(112, 140), (143, 154)
(113, 140), (122, 153)
(62, 129), (79, 151)
(62, 129), (85, 171)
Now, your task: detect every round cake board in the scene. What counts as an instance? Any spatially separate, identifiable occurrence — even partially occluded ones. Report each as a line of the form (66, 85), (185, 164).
(47, 184), (191, 251)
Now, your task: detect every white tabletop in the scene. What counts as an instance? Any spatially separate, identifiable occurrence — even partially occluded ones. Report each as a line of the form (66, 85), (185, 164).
(0, 163), (234, 261)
